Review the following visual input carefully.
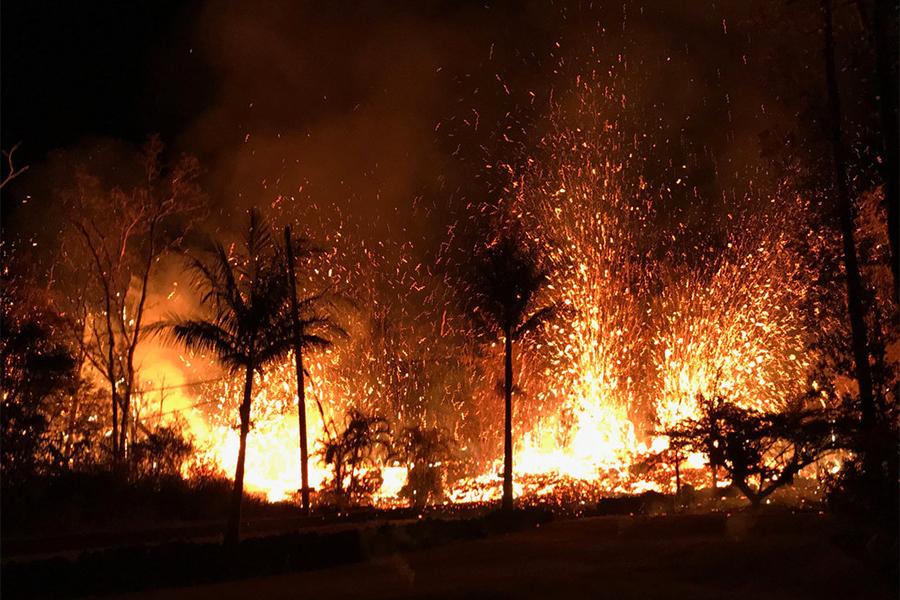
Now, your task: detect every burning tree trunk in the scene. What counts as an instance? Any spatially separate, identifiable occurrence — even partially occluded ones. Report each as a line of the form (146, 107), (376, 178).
(821, 0), (877, 431)
(502, 327), (514, 512)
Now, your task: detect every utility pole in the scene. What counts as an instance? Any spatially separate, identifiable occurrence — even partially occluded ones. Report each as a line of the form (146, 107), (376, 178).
(285, 225), (311, 515)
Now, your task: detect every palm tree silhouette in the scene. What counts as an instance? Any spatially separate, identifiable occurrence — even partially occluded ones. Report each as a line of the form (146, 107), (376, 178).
(166, 209), (291, 544)
(467, 230), (557, 511)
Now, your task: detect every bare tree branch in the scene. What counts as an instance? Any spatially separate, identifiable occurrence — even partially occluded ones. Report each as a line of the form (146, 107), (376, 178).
(0, 142), (29, 190)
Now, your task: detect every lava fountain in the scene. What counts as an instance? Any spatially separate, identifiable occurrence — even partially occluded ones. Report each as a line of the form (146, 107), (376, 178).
(168, 80), (823, 506)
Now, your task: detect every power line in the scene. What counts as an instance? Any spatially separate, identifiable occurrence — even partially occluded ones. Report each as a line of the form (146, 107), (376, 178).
(138, 374), (332, 431)
(136, 377), (227, 394)
(155, 397), (225, 417)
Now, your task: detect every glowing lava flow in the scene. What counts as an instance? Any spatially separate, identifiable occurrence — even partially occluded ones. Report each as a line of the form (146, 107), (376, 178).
(185, 360), (333, 502)
(443, 83), (820, 502)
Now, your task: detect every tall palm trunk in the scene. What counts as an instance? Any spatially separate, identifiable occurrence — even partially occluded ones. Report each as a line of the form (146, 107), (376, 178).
(225, 363), (254, 545)
(284, 227), (310, 515)
(502, 328), (514, 511)
(822, 0), (876, 431)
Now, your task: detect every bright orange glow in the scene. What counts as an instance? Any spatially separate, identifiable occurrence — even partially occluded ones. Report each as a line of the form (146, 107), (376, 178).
(145, 84), (833, 507)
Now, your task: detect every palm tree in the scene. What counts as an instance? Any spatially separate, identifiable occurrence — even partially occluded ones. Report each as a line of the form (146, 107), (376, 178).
(466, 230), (557, 511)
(319, 408), (392, 506)
(165, 210), (291, 545)
(283, 225), (345, 515)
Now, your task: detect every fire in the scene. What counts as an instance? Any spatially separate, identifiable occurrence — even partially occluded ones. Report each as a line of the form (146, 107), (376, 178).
(652, 226), (813, 430)
(439, 80), (823, 502)
(181, 357), (337, 502)
(197, 417), (327, 503)
(146, 79), (827, 507)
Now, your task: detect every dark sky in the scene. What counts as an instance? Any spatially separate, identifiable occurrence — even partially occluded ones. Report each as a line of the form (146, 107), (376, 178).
(1, 0), (878, 250)
(1, 1), (209, 158)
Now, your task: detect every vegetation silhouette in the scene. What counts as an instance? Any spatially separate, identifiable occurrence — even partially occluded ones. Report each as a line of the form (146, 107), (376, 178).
(397, 425), (453, 508)
(463, 228), (559, 511)
(1, 300), (78, 483)
(163, 209), (294, 544)
(319, 408), (392, 506)
(664, 394), (844, 508)
(60, 137), (204, 463)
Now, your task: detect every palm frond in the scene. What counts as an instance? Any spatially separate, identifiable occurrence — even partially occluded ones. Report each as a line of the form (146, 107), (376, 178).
(466, 229), (553, 336)
(169, 319), (245, 372)
(301, 334), (335, 351)
(302, 316), (348, 341)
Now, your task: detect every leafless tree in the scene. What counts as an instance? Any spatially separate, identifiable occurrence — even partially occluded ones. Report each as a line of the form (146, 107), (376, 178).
(59, 136), (204, 463)
(0, 142), (29, 191)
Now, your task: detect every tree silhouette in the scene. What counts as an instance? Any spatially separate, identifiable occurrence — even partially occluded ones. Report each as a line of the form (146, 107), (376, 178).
(0, 300), (77, 483)
(282, 225), (345, 515)
(465, 230), (557, 511)
(61, 136), (204, 463)
(820, 0), (877, 438)
(397, 424), (452, 508)
(164, 209), (291, 544)
(666, 395), (843, 508)
(319, 408), (392, 506)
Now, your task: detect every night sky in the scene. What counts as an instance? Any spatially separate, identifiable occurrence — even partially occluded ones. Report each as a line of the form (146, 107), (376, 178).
(1, 1), (878, 249)
(2, 1), (207, 157)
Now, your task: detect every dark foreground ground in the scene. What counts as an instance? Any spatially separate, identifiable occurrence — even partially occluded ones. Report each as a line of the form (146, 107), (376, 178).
(117, 513), (896, 600)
